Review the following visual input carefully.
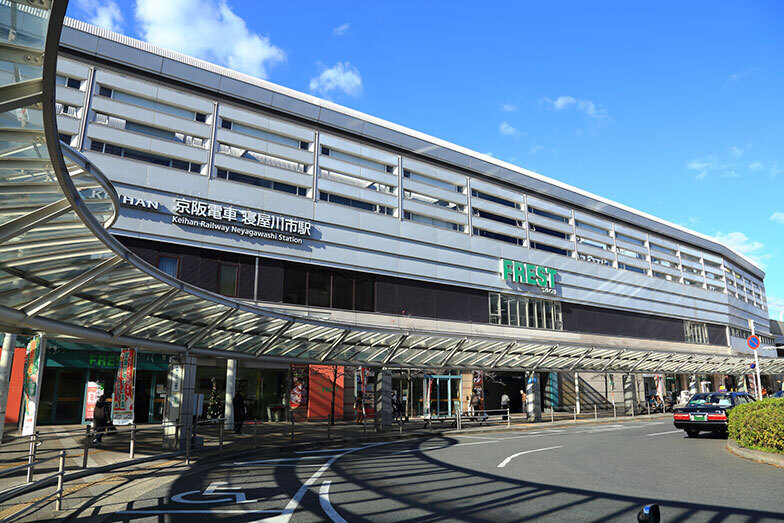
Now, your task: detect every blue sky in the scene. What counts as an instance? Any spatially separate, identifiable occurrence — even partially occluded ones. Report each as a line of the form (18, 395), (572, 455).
(68, 1), (784, 321)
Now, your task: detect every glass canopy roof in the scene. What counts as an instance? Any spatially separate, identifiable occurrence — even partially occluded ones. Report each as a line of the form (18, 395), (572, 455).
(0, 0), (781, 377)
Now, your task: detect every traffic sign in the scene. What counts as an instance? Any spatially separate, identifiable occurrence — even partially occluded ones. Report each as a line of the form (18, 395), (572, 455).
(747, 335), (761, 350)
(750, 363), (756, 369)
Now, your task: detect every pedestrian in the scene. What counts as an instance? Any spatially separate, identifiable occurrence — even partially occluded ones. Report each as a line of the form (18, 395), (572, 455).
(470, 389), (481, 417)
(354, 395), (364, 424)
(520, 389), (527, 413)
(92, 393), (111, 443)
(501, 392), (510, 420)
(233, 391), (246, 434)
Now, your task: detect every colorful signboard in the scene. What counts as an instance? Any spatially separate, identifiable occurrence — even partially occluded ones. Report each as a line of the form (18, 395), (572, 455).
(112, 348), (136, 425)
(21, 335), (46, 436)
(501, 259), (558, 289)
(289, 364), (309, 409)
(83, 381), (104, 421)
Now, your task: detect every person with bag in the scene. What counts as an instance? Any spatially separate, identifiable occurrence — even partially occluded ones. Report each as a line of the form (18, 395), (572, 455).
(93, 393), (111, 443)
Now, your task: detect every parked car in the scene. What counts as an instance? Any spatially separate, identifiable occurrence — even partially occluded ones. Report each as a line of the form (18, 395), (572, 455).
(672, 392), (754, 438)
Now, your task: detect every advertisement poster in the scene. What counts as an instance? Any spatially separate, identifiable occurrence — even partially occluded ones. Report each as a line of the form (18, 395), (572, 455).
(83, 381), (104, 420)
(21, 336), (46, 436)
(112, 348), (136, 425)
(289, 364), (309, 409)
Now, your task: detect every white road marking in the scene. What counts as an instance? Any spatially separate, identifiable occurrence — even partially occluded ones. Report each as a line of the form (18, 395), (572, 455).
(267, 441), (394, 523)
(295, 447), (362, 454)
(119, 509), (283, 514)
(456, 434), (500, 440)
(226, 455), (330, 466)
(646, 430), (682, 437)
(319, 480), (347, 523)
(497, 446), (563, 468)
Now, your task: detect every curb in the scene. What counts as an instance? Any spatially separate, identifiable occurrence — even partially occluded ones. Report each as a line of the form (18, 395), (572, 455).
(726, 439), (784, 468)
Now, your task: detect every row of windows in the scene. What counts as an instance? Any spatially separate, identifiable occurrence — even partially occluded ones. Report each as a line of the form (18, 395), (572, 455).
(221, 119), (308, 150)
(282, 264), (374, 311)
(217, 142), (306, 173)
(157, 254), (240, 297)
(56, 75), (82, 90)
(90, 140), (201, 172)
(322, 145), (394, 174)
(471, 189), (520, 209)
(404, 189), (464, 212)
(473, 227), (524, 245)
(729, 327), (774, 345)
(93, 112), (206, 148)
(98, 85), (208, 123)
(320, 191), (393, 215)
(216, 169), (307, 196)
(489, 293), (563, 330)
(404, 169), (461, 193)
(404, 211), (463, 231)
(473, 208), (522, 227)
(684, 320), (709, 344)
(320, 168), (395, 193)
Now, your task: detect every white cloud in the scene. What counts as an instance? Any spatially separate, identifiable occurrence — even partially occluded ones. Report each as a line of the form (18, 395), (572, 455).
(770, 212), (784, 224)
(528, 144), (544, 154)
(498, 121), (519, 137)
(544, 95), (607, 121)
(134, 0), (285, 79)
(749, 161), (763, 171)
(333, 23), (350, 36)
(712, 231), (769, 270)
(730, 145), (744, 157)
(770, 162), (782, 178)
(500, 103), (517, 112)
(767, 295), (784, 321)
(309, 62), (362, 97)
(73, 0), (123, 33)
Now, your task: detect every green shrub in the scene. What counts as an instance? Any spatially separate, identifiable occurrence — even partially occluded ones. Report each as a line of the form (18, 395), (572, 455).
(728, 398), (784, 454)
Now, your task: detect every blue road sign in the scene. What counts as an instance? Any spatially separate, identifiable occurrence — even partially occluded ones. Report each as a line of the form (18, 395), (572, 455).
(747, 335), (761, 350)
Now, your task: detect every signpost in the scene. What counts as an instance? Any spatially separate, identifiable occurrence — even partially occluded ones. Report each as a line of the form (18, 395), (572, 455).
(747, 318), (762, 399)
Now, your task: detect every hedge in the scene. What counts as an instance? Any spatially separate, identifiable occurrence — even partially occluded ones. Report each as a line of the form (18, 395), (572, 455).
(727, 398), (784, 454)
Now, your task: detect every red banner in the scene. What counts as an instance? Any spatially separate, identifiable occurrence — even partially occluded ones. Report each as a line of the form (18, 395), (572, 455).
(112, 348), (136, 425)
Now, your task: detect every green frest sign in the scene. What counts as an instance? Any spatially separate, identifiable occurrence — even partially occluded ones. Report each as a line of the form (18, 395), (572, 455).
(501, 259), (558, 289)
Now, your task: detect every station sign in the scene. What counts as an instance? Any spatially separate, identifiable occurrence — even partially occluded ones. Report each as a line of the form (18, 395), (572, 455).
(501, 259), (558, 294)
(117, 192), (314, 245)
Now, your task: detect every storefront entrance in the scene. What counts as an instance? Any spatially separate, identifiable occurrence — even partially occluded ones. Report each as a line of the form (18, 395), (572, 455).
(424, 374), (462, 417)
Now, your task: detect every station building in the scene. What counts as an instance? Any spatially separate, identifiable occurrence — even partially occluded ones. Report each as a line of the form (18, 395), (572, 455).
(5, 16), (780, 426)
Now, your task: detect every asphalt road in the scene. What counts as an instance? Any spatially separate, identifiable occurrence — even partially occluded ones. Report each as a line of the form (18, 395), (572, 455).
(62, 419), (784, 522)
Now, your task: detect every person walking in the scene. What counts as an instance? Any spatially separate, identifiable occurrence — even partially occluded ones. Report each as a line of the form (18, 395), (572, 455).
(520, 389), (527, 414)
(470, 389), (481, 419)
(354, 395), (364, 424)
(233, 392), (247, 434)
(92, 393), (111, 443)
(501, 392), (510, 420)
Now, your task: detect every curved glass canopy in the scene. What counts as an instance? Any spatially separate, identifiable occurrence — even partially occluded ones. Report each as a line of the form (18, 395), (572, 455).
(0, 0), (781, 377)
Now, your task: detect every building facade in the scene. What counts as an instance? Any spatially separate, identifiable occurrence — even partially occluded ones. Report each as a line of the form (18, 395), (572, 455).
(35, 18), (781, 422)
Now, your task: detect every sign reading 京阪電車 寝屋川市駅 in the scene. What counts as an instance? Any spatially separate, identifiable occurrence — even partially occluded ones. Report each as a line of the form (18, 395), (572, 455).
(501, 259), (558, 290)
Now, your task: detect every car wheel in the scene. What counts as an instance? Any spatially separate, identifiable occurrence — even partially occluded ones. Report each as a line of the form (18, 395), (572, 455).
(686, 430), (699, 438)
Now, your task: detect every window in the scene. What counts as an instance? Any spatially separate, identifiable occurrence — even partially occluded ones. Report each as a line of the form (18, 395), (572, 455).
(489, 293), (562, 330)
(404, 169), (462, 193)
(403, 211), (463, 231)
(681, 253), (701, 263)
(618, 262), (646, 274)
(576, 236), (610, 250)
(473, 228), (523, 245)
(282, 264), (375, 311)
(323, 146), (392, 173)
(652, 271), (674, 281)
(55, 103), (78, 118)
(216, 168), (307, 196)
(684, 321), (709, 344)
(97, 85), (206, 121)
(528, 207), (569, 224)
(93, 113), (206, 148)
(221, 119), (233, 129)
(157, 255), (179, 278)
(575, 220), (609, 236)
(529, 224), (569, 240)
(320, 168), (394, 193)
(404, 189), (464, 212)
(471, 189), (519, 209)
(217, 143), (306, 173)
(98, 85), (113, 98)
(227, 120), (302, 149)
(651, 256), (676, 268)
(195, 113), (207, 123)
(58, 133), (72, 145)
(650, 243), (676, 256)
(579, 253), (612, 266)
(89, 140), (202, 173)
(320, 191), (393, 215)
(615, 232), (645, 246)
(617, 247), (645, 260)
(472, 208), (521, 227)
(530, 242), (570, 257)
(218, 263), (238, 297)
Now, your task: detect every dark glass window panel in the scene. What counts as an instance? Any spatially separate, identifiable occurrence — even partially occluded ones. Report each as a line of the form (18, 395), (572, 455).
(474, 208), (518, 227)
(221, 119), (232, 129)
(475, 228), (521, 245)
(158, 255), (179, 277)
(189, 163), (201, 173)
(66, 77), (81, 89)
(90, 140), (104, 152)
(218, 263), (238, 297)
(195, 113), (207, 123)
(123, 148), (169, 166)
(307, 270), (331, 308)
(272, 181), (298, 194)
(171, 159), (190, 171)
(530, 224), (569, 239)
(104, 143), (123, 156)
(528, 207), (569, 223)
(217, 169), (228, 179)
(282, 265), (307, 305)
(355, 275), (374, 311)
(98, 86), (113, 97)
(58, 133), (71, 144)
(472, 190), (517, 208)
(332, 271), (354, 310)
(531, 242), (569, 256)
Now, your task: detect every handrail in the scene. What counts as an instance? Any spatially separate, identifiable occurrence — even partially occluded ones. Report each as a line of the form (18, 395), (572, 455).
(0, 454), (61, 479)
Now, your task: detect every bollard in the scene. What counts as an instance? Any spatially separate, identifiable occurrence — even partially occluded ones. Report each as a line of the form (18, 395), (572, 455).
(456, 410), (461, 432)
(574, 406), (577, 421)
(613, 402), (617, 418)
(130, 424), (136, 460)
(253, 418), (258, 449)
(55, 450), (66, 511)
(550, 408), (554, 423)
(26, 433), (38, 482)
(594, 405), (598, 420)
(507, 408), (511, 428)
(185, 425), (192, 465)
(219, 421), (224, 451)
(82, 425), (90, 469)
(647, 402), (651, 417)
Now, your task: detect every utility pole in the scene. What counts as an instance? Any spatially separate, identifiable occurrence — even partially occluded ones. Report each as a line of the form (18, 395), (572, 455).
(748, 319), (762, 399)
